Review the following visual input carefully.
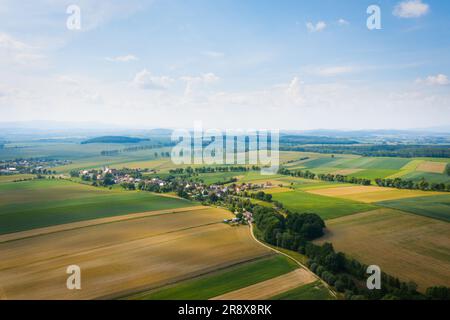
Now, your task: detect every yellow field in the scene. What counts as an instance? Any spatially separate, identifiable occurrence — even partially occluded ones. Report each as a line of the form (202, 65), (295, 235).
(263, 187), (294, 194)
(331, 169), (363, 175)
(307, 185), (445, 203)
(315, 208), (450, 291)
(0, 207), (271, 299)
(210, 268), (316, 300)
(386, 159), (424, 179)
(416, 161), (447, 173)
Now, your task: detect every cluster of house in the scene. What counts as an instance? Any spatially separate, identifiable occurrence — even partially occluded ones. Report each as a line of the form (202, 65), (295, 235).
(0, 159), (70, 175)
(223, 211), (254, 224)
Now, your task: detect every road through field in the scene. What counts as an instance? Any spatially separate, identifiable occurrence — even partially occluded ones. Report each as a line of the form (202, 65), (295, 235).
(210, 268), (316, 300)
(247, 224), (337, 298)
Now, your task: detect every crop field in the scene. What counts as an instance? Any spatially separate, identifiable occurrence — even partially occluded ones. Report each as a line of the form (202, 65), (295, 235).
(377, 195), (450, 222)
(285, 153), (449, 183)
(0, 207), (271, 299)
(270, 281), (334, 300)
(417, 161), (447, 173)
(210, 268), (316, 300)
(315, 208), (450, 291)
(272, 190), (376, 220)
(130, 255), (296, 300)
(0, 179), (194, 234)
(402, 171), (450, 184)
(307, 185), (445, 203)
(0, 174), (35, 183)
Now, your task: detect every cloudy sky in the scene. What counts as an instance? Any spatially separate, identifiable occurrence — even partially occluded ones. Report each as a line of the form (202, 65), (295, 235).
(0, 0), (449, 130)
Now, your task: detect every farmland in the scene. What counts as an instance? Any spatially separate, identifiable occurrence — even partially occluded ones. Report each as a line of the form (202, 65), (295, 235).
(377, 195), (450, 222)
(270, 281), (334, 300)
(271, 189), (377, 220)
(129, 255), (296, 300)
(315, 208), (450, 291)
(211, 268), (316, 300)
(0, 207), (271, 299)
(307, 185), (445, 203)
(1, 140), (450, 300)
(0, 179), (194, 234)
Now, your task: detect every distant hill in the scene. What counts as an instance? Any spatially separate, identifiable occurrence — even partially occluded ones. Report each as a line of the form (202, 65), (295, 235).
(280, 135), (359, 145)
(81, 136), (149, 144)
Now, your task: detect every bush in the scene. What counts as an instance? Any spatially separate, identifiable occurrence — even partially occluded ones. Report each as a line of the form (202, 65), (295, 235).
(334, 280), (346, 292)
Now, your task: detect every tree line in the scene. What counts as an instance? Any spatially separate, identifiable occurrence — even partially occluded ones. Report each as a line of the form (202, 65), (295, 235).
(375, 177), (450, 192)
(250, 203), (450, 300)
(278, 168), (371, 186)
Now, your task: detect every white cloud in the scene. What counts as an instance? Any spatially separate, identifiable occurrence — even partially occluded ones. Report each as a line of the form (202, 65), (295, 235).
(416, 74), (450, 86)
(0, 33), (29, 50)
(315, 66), (357, 77)
(338, 19), (350, 26)
(393, 0), (430, 18)
(0, 32), (46, 67)
(202, 51), (225, 58)
(180, 73), (220, 95)
(306, 21), (327, 33)
(106, 54), (138, 62)
(131, 69), (174, 90)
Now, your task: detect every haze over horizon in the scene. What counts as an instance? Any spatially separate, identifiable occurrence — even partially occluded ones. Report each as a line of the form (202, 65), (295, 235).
(1, 0), (449, 130)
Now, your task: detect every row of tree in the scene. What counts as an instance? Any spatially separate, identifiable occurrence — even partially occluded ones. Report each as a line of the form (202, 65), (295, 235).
(375, 177), (450, 192)
(250, 203), (450, 300)
(278, 168), (371, 186)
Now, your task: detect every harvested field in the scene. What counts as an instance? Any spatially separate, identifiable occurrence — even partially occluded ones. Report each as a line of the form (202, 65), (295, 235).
(416, 161), (447, 174)
(0, 206), (208, 243)
(307, 185), (444, 203)
(315, 208), (450, 291)
(210, 268), (316, 300)
(0, 207), (271, 299)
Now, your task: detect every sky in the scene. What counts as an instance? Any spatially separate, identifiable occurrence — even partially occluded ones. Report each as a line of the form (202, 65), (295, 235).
(0, 0), (449, 130)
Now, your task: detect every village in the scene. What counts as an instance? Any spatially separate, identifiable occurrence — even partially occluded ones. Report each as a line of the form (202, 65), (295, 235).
(70, 166), (281, 224)
(0, 158), (71, 175)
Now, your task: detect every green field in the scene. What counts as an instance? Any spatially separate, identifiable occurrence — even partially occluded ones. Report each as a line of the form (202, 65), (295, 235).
(0, 179), (195, 234)
(377, 195), (450, 222)
(272, 190), (376, 220)
(196, 171), (240, 184)
(402, 171), (450, 184)
(270, 281), (334, 300)
(128, 255), (297, 300)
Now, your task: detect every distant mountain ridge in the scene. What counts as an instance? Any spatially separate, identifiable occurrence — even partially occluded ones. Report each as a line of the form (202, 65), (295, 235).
(81, 136), (149, 144)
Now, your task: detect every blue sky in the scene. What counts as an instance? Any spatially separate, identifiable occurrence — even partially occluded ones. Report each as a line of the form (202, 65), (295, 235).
(0, 0), (449, 130)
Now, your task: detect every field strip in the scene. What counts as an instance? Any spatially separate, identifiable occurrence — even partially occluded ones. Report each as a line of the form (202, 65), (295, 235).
(248, 224), (337, 298)
(0, 205), (208, 243)
(416, 161), (447, 174)
(0, 218), (269, 299)
(210, 268), (316, 300)
(386, 160), (424, 179)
